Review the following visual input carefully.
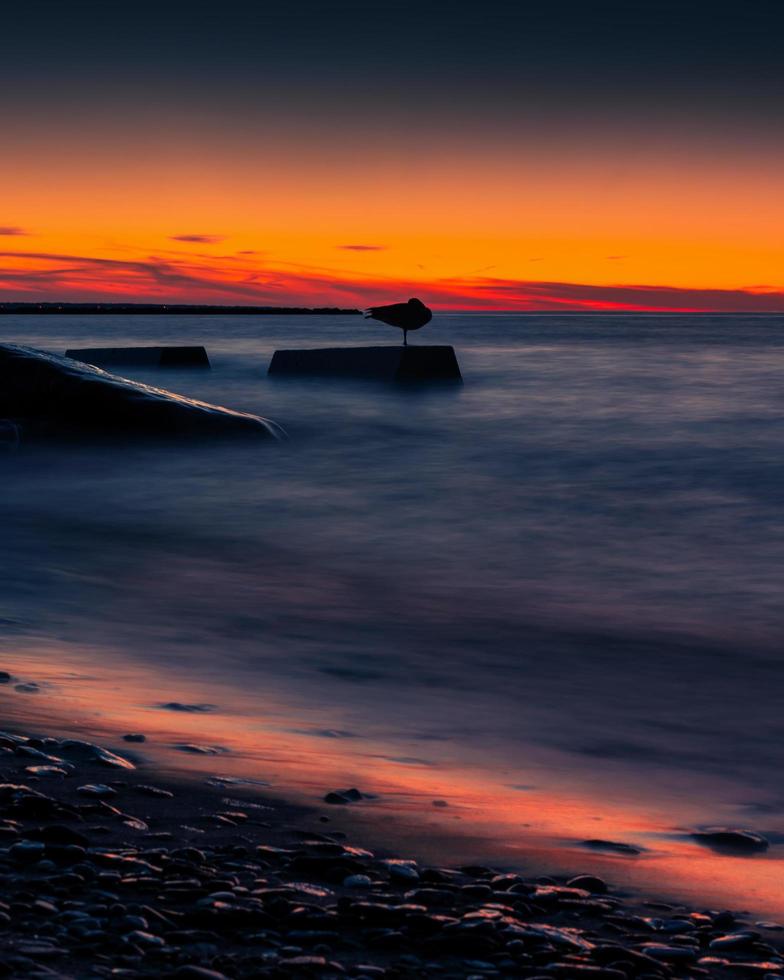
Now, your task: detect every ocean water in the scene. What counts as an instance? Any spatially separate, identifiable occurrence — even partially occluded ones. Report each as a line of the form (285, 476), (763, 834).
(2, 312), (784, 913)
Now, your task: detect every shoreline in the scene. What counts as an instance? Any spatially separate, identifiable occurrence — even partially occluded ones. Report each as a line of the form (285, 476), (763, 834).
(1, 646), (783, 926)
(2, 723), (783, 978)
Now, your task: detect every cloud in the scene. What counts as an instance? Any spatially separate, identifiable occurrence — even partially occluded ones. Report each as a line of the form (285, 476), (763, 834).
(0, 226), (29, 236)
(1, 248), (783, 312)
(337, 244), (386, 251)
(169, 234), (225, 244)
(434, 277), (784, 312)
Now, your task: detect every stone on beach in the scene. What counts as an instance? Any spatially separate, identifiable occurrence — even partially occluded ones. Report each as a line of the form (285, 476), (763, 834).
(57, 738), (135, 769)
(0, 343), (281, 442)
(1, 723), (783, 979)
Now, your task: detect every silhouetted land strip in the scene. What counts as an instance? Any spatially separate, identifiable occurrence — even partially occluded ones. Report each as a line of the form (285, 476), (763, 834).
(0, 302), (360, 315)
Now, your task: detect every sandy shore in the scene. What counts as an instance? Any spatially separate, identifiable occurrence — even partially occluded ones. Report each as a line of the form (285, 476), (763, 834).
(1, 726), (783, 979)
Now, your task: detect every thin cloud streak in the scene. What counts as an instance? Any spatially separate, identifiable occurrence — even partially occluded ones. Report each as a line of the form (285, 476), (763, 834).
(1, 250), (783, 311)
(0, 227), (29, 236)
(337, 244), (387, 252)
(170, 234), (225, 244)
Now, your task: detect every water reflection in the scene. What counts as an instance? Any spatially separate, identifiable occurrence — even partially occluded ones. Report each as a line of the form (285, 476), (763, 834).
(2, 312), (784, 916)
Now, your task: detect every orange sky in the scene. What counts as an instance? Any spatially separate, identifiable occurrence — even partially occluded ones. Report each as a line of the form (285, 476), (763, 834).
(2, 117), (784, 310)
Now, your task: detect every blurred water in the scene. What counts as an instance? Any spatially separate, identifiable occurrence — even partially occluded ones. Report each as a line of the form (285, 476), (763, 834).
(2, 312), (784, 909)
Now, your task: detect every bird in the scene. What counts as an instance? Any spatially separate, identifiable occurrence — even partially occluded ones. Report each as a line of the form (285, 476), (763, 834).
(364, 298), (432, 346)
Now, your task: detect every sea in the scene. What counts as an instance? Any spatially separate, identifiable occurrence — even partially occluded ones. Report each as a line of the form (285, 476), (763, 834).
(2, 311), (784, 915)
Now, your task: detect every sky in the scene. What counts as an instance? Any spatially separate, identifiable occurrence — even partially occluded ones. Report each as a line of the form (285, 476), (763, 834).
(2, 0), (783, 310)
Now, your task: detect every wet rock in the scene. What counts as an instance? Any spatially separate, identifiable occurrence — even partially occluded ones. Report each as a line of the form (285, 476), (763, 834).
(383, 860), (420, 883)
(77, 783), (118, 799)
(710, 932), (760, 951)
(134, 784), (173, 798)
(10, 840), (46, 862)
(546, 966), (626, 979)
(699, 956), (783, 974)
(344, 874), (373, 889)
(14, 682), (40, 693)
(580, 839), (642, 855)
(122, 733), (146, 743)
(24, 765), (69, 777)
(173, 968), (231, 980)
(0, 343), (281, 442)
(0, 671), (11, 683)
(174, 744), (223, 755)
(639, 943), (697, 961)
(567, 874), (608, 894)
(57, 739), (135, 770)
(692, 828), (769, 854)
(324, 788), (365, 805)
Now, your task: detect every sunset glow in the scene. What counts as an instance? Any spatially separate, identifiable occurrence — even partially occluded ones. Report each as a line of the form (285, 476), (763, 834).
(2, 2), (783, 311)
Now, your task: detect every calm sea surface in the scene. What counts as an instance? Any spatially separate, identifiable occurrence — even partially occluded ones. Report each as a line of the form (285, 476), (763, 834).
(2, 312), (784, 913)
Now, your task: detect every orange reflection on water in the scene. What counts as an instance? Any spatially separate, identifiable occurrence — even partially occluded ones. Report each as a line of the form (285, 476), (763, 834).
(2, 639), (783, 918)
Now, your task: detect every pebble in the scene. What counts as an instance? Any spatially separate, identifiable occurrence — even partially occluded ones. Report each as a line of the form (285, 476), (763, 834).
(77, 783), (118, 798)
(123, 733), (146, 743)
(384, 860), (420, 882)
(640, 943), (698, 961)
(57, 739), (135, 769)
(567, 874), (608, 894)
(173, 968), (230, 980)
(0, 723), (781, 980)
(324, 788), (364, 804)
(135, 783), (174, 798)
(343, 874), (374, 888)
(24, 765), (69, 777)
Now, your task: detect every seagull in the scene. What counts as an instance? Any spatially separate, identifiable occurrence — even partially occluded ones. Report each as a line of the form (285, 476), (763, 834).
(364, 297), (432, 346)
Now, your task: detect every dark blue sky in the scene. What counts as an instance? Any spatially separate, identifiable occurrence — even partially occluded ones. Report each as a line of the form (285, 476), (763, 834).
(3, 0), (783, 135)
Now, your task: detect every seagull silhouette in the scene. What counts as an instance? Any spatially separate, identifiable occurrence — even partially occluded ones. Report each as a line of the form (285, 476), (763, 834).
(364, 298), (432, 346)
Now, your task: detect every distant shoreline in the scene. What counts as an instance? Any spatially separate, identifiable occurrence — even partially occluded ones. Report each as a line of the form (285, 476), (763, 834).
(0, 302), (361, 315)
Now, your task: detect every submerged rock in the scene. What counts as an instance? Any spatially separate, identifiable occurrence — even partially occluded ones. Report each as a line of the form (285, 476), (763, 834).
(692, 827), (769, 854)
(66, 345), (210, 368)
(268, 345), (462, 381)
(0, 343), (282, 442)
(324, 788), (365, 805)
(580, 838), (642, 855)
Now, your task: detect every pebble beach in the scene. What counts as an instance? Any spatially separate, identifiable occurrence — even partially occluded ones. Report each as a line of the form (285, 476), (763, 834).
(2, 724), (783, 979)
